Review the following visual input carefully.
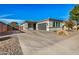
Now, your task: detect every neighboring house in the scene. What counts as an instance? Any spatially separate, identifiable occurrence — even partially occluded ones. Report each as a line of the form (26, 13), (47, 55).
(21, 18), (64, 31)
(0, 22), (7, 33)
(20, 21), (37, 30)
(0, 21), (21, 34)
(36, 18), (64, 31)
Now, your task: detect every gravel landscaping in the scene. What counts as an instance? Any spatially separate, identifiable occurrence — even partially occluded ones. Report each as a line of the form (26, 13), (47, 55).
(0, 36), (23, 55)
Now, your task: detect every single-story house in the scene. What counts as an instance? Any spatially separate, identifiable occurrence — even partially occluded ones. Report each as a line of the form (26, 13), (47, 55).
(0, 22), (8, 33)
(21, 18), (64, 31)
(36, 18), (64, 31)
(0, 21), (20, 34)
(20, 21), (37, 30)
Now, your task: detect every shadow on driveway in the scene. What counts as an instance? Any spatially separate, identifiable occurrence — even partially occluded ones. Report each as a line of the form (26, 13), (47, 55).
(0, 37), (11, 41)
(0, 30), (25, 36)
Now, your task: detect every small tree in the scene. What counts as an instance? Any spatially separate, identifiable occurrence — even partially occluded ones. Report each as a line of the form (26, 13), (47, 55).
(70, 5), (79, 22)
(9, 22), (19, 30)
(64, 20), (76, 30)
(10, 22), (19, 27)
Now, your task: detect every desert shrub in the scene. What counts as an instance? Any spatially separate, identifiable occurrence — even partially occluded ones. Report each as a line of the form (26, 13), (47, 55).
(57, 30), (69, 36)
(77, 26), (79, 31)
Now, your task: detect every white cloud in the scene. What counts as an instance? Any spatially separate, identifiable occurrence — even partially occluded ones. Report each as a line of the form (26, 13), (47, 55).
(0, 14), (25, 24)
(0, 18), (25, 24)
(0, 14), (14, 18)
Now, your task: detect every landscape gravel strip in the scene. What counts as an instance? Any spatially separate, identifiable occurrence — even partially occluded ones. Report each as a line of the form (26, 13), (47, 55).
(0, 36), (23, 55)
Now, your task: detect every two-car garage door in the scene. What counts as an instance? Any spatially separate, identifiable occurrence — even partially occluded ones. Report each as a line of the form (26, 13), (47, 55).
(38, 23), (47, 30)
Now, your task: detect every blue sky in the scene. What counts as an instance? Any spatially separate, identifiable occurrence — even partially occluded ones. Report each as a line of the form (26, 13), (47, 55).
(0, 4), (75, 24)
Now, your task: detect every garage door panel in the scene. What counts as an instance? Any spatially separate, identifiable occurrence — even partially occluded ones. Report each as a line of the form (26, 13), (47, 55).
(38, 23), (47, 30)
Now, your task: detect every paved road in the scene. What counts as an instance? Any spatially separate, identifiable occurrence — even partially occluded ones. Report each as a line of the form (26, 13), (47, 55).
(17, 30), (79, 55)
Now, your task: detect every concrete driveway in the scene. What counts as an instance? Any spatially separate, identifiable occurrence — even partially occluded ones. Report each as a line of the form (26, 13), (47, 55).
(17, 30), (79, 55)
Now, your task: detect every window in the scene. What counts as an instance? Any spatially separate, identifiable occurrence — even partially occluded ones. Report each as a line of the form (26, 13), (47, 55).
(53, 22), (55, 27)
(58, 22), (60, 27)
(56, 22), (58, 27)
(53, 21), (60, 28)
(49, 22), (53, 27)
(57, 22), (60, 27)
